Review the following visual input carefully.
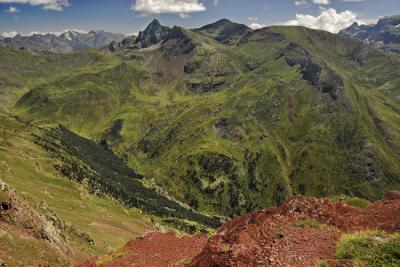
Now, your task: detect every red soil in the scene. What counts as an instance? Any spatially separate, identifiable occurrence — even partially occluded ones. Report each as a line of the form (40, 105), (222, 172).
(191, 193), (400, 267)
(78, 232), (208, 267)
(78, 192), (400, 267)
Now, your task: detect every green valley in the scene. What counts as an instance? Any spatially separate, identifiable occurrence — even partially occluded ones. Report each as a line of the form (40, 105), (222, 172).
(1, 17), (400, 266)
(13, 20), (400, 216)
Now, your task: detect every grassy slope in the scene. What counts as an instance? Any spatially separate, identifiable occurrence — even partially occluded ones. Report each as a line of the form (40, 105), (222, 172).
(334, 230), (400, 266)
(0, 113), (153, 265)
(0, 49), (161, 264)
(0, 47), (105, 115)
(11, 25), (400, 220)
(276, 27), (400, 193)
(123, 26), (400, 216)
(1, 44), (221, 265)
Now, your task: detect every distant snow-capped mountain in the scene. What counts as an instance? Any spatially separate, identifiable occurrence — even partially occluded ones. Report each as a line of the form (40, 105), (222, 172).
(340, 15), (400, 53)
(0, 29), (126, 53)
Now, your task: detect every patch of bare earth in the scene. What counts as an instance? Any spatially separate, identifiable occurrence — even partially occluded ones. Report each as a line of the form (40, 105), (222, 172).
(192, 192), (400, 266)
(78, 191), (400, 267)
(78, 232), (208, 267)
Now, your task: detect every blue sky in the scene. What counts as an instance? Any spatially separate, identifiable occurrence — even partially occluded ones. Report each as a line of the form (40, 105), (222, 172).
(0, 0), (399, 36)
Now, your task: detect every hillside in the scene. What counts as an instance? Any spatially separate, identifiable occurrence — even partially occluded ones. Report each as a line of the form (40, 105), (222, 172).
(0, 113), (154, 265)
(78, 191), (400, 266)
(0, 113), (220, 265)
(0, 43), (219, 266)
(13, 19), (400, 218)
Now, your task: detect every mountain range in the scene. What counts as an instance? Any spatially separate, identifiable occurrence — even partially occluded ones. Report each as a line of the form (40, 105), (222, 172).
(2, 15), (400, 55)
(1, 17), (400, 266)
(0, 29), (127, 53)
(340, 15), (400, 53)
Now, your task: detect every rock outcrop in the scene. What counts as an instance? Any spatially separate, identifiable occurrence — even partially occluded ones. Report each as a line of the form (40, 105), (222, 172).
(134, 19), (171, 49)
(277, 42), (348, 103)
(109, 19), (172, 51)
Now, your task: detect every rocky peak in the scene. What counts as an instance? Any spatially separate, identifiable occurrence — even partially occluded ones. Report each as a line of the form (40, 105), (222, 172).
(347, 22), (360, 31)
(376, 15), (400, 28)
(196, 18), (251, 44)
(149, 18), (161, 27)
(201, 18), (233, 29)
(339, 22), (367, 37)
(350, 22), (359, 27)
(134, 19), (171, 48)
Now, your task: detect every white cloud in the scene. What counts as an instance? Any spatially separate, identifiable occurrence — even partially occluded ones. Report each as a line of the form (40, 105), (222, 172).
(313, 0), (330, 4)
(339, 0), (367, 2)
(0, 31), (18, 38)
(5, 6), (19, 12)
(295, 0), (307, 6)
(0, 0), (69, 11)
(287, 8), (361, 33)
(249, 22), (266, 30)
(295, 0), (331, 6)
(132, 0), (206, 17)
(179, 12), (190, 18)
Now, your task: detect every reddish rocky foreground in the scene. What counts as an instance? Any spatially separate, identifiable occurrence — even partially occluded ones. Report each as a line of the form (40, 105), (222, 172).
(78, 192), (400, 267)
(78, 232), (208, 267)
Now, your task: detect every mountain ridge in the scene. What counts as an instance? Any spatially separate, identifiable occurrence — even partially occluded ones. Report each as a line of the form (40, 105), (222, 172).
(340, 15), (400, 53)
(0, 30), (126, 53)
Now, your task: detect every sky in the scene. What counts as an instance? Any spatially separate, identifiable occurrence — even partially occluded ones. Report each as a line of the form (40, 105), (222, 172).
(0, 0), (400, 37)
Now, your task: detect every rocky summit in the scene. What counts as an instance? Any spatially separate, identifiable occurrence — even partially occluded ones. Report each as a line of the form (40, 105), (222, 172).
(134, 19), (172, 48)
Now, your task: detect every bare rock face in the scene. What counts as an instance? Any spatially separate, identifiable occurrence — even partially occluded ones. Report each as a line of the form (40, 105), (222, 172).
(277, 42), (350, 107)
(108, 41), (118, 52)
(134, 19), (171, 49)
(109, 19), (171, 51)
